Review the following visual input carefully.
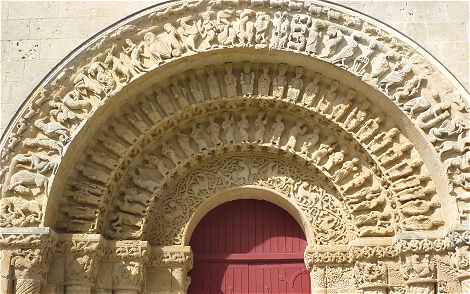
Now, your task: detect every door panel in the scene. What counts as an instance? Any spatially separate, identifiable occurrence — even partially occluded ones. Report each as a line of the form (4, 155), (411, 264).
(189, 199), (310, 293)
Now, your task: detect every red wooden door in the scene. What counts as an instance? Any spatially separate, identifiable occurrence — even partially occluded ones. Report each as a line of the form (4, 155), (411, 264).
(189, 199), (310, 293)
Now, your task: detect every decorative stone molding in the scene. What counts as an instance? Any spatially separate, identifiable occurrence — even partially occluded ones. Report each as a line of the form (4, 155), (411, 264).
(0, 0), (468, 235)
(0, 0), (469, 292)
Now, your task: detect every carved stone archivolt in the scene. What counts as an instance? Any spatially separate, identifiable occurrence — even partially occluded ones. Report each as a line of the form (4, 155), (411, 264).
(0, 0), (469, 293)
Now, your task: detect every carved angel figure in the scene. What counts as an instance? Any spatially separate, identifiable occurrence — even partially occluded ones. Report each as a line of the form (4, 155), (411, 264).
(272, 64), (288, 99)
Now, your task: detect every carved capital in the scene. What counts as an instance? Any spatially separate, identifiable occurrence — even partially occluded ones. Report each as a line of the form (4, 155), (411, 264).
(400, 253), (436, 286)
(60, 234), (105, 286)
(150, 246), (193, 270)
(109, 240), (150, 262)
(353, 261), (388, 290)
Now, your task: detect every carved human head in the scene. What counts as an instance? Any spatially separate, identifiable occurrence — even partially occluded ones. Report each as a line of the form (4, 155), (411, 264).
(243, 62), (250, 73)
(224, 62), (233, 73)
(295, 66), (304, 77)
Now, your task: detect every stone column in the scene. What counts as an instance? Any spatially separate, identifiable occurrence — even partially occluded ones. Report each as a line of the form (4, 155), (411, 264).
(0, 250), (12, 294)
(353, 261), (388, 294)
(62, 234), (104, 294)
(149, 246), (192, 294)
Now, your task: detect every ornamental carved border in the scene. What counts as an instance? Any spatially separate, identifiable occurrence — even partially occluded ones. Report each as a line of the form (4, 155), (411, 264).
(0, 0), (469, 233)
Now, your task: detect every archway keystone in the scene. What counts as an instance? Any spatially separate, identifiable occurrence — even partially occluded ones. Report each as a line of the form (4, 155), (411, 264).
(0, 0), (469, 293)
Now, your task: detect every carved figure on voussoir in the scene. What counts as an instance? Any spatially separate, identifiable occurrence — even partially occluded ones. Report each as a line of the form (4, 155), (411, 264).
(356, 117), (382, 143)
(273, 63), (288, 99)
(333, 158), (359, 184)
(365, 53), (394, 82)
(0, 197), (41, 227)
(341, 169), (372, 194)
(351, 40), (378, 75)
(401, 215), (443, 230)
(216, 9), (237, 47)
(224, 62), (238, 97)
(270, 115), (285, 146)
(402, 94), (433, 117)
(400, 200), (440, 217)
(286, 66), (304, 103)
(161, 141), (182, 165)
(170, 78), (191, 108)
(301, 74), (321, 107)
(270, 11), (290, 49)
(222, 113), (236, 144)
(188, 71), (205, 103)
(208, 117), (224, 146)
(49, 96), (85, 127)
(258, 65), (271, 97)
(287, 14), (311, 51)
(392, 75), (424, 104)
(284, 122), (305, 151)
(312, 143), (334, 164)
(317, 80), (339, 116)
(331, 33), (360, 68)
(386, 159), (422, 181)
(34, 117), (70, 143)
(63, 89), (92, 114)
(177, 15), (199, 52)
(429, 118), (467, 144)
(104, 44), (136, 83)
(177, 131), (195, 157)
(237, 9), (256, 46)
(122, 39), (149, 73)
(253, 114), (268, 143)
(207, 66), (222, 100)
(141, 31), (175, 65)
(238, 114), (250, 143)
(415, 102), (451, 130)
(378, 63), (413, 95)
(254, 12), (270, 46)
(377, 143), (413, 167)
(367, 128), (400, 154)
(191, 124), (209, 151)
(305, 20), (325, 55)
(344, 184), (382, 205)
(23, 137), (63, 156)
(331, 89), (355, 122)
(240, 63), (255, 97)
(343, 100), (369, 132)
(319, 27), (343, 58)
(73, 63), (115, 99)
(323, 150), (345, 173)
(197, 11), (217, 50)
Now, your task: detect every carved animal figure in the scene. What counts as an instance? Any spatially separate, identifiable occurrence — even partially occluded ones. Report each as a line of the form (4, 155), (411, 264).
(378, 63), (412, 95)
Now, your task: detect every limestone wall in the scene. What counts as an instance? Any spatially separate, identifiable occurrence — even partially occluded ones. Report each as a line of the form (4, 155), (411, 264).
(1, 0), (469, 137)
